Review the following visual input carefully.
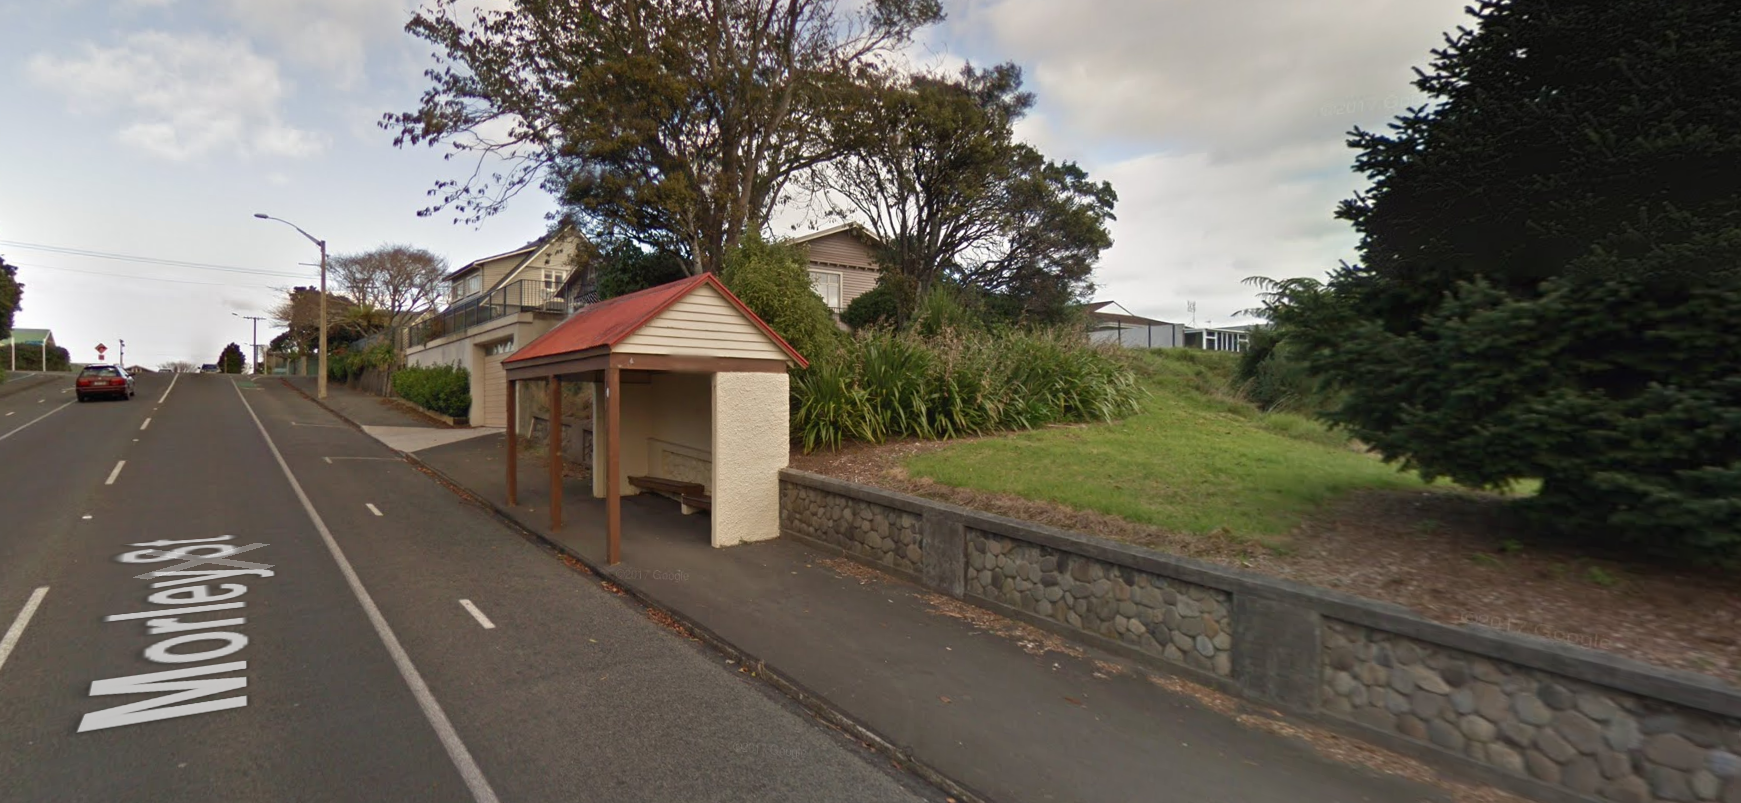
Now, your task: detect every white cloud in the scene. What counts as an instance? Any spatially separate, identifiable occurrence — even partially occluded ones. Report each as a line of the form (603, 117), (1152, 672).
(211, 0), (419, 89)
(899, 0), (1474, 318)
(27, 31), (328, 160)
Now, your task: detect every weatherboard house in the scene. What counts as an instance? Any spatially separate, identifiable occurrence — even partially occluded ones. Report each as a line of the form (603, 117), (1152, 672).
(501, 273), (806, 565)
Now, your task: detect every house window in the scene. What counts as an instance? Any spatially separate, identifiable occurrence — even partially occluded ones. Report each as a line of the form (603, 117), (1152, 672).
(542, 268), (567, 295)
(483, 339), (515, 356)
(451, 272), (484, 304)
(808, 269), (843, 310)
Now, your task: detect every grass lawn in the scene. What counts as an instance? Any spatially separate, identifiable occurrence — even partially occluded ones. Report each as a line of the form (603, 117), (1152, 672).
(903, 349), (1440, 546)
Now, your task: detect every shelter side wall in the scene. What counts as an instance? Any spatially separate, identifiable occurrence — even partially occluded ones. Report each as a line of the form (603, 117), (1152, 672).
(594, 380), (654, 498)
(616, 285), (790, 362)
(711, 371), (789, 548)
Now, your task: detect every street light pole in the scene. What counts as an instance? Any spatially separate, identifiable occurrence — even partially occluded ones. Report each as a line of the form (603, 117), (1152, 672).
(254, 213), (328, 399)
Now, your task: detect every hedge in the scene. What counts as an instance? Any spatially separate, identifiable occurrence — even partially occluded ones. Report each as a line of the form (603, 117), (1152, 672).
(394, 364), (470, 419)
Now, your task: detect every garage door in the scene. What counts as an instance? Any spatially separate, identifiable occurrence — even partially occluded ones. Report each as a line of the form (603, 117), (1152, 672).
(480, 349), (510, 428)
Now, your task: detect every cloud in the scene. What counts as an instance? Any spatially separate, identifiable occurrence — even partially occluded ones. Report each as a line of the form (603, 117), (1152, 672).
(210, 0), (431, 89)
(27, 31), (328, 160)
(900, 0), (1473, 318)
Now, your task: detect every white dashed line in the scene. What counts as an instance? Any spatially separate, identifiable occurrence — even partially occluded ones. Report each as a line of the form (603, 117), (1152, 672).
(105, 460), (126, 486)
(157, 372), (179, 404)
(0, 587), (50, 677)
(0, 402), (72, 443)
(231, 381), (502, 803)
(366, 503), (383, 517)
(458, 600), (496, 630)
(140, 418), (151, 431)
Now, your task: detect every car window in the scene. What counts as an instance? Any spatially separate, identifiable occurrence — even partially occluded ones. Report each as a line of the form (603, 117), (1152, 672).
(81, 366), (122, 377)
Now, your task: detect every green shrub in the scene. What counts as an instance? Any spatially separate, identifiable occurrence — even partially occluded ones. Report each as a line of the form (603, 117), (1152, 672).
(596, 240), (688, 300)
(394, 364), (471, 418)
(841, 283), (900, 330)
(791, 326), (1145, 452)
(720, 234), (844, 363)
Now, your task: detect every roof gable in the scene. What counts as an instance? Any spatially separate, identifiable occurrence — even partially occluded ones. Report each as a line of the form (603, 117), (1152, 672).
(506, 274), (808, 368)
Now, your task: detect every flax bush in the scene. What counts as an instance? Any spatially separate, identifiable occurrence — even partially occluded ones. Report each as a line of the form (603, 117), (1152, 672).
(791, 326), (1144, 452)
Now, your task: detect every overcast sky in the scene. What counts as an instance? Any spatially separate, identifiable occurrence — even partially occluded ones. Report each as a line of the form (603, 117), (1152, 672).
(0, 0), (1470, 367)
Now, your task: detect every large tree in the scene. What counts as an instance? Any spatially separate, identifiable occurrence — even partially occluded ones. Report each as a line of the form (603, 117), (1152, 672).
(1285, 0), (1741, 559)
(327, 245), (448, 335)
(0, 255), (20, 343)
(386, 0), (942, 275)
(807, 65), (1116, 322)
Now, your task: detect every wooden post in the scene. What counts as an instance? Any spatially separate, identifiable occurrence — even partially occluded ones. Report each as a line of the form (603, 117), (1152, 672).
(549, 374), (562, 530)
(606, 363), (622, 565)
(505, 378), (517, 506)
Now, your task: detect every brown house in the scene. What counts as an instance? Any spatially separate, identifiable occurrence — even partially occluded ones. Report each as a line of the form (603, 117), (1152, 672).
(788, 223), (882, 314)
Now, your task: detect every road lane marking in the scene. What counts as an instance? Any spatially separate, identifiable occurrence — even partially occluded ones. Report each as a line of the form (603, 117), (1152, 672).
(141, 418), (152, 431)
(0, 401), (73, 443)
(0, 587), (50, 677)
(4, 411), (11, 416)
(231, 382), (502, 803)
(458, 600), (495, 630)
(366, 503), (383, 517)
(157, 372), (179, 404)
(105, 460), (127, 485)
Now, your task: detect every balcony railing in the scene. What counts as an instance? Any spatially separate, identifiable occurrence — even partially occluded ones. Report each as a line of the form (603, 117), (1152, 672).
(408, 278), (590, 348)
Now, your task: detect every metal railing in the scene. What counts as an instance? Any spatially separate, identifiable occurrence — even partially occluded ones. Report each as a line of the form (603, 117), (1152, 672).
(408, 278), (590, 348)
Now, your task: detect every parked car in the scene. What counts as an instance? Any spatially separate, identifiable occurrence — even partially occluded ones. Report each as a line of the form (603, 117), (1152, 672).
(76, 364), (134, 402)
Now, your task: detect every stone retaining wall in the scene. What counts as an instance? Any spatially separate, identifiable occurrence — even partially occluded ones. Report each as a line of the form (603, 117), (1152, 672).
(780, 481), (923, 577)
(969, 529), (1233, 677)
(779, 469), (1741, 803)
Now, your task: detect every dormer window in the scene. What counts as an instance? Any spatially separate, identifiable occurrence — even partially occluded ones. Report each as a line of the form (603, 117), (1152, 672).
(450, 272), (484, 304)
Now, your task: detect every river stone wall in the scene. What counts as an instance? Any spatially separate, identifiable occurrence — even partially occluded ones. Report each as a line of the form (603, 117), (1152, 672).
(778, 469), (1741, 803)
(967, 529), (1233, 677)
(779, 482), (923, 576)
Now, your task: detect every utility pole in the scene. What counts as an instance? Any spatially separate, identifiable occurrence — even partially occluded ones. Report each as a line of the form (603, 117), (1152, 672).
(234, 314), (266, 373)
(119, 339), (126, 370)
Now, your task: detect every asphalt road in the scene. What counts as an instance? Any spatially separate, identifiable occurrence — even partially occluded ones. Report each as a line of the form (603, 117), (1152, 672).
(0, 373), (938, 802)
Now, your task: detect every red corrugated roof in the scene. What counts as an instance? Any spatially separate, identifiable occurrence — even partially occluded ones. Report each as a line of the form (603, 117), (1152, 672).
(505, 273), (809, 368)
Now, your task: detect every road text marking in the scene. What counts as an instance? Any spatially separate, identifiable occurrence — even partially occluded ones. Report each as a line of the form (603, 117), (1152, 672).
(366, 503), (383, 517)
(106, 460), (127, 486)
(231, 382), (501, 803)
(0, 402), (73, 443)
(141, 418), (152, 431)
(0, 587), (50, 677)
(458, 600), (496, 630)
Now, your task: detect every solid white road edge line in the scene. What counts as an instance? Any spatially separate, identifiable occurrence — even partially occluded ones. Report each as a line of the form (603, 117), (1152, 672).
(0, 587), (50, 678)
(230, 381), (501, 803)
(105, 460), (126, 486)
(0, 401), (73, 443)
(157, 371), (179, 404)
(458, 600), (496, 630)
(366, 503), (383, 517)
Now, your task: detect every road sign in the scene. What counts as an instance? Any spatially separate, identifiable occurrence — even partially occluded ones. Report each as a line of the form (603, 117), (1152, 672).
(96, 343), (107, 357)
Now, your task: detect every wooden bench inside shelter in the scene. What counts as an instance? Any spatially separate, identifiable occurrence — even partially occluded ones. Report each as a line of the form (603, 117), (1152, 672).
(628, 475), (713, 513)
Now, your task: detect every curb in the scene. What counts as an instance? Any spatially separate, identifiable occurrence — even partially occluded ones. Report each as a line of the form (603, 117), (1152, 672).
(277, 377), (986, 803)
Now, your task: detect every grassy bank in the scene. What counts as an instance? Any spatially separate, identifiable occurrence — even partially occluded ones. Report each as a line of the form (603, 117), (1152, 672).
(904, 349), (1438, 544)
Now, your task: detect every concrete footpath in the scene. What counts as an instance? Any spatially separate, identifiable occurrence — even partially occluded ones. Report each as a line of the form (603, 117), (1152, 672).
(297, 378), (1457, 803)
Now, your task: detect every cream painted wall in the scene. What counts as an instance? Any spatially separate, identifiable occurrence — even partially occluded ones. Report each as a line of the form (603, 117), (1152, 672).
(710, 371), (789, 548)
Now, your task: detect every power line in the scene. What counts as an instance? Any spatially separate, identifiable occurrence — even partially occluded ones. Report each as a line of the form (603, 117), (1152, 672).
(0, 239), (315, 279)
(15, 262), (285, 289)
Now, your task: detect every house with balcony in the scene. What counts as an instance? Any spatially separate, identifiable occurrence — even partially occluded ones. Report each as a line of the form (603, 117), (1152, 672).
(404, 225), (593, 427)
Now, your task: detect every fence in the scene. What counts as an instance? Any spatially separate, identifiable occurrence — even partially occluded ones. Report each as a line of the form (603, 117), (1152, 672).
(407, 279), (573, 349)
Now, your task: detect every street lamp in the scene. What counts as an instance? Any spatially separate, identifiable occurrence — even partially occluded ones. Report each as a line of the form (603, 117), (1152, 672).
(253, 213), (328, 399)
